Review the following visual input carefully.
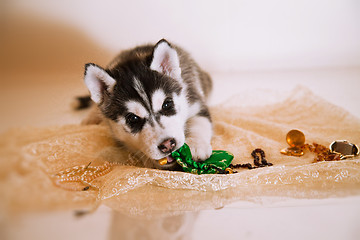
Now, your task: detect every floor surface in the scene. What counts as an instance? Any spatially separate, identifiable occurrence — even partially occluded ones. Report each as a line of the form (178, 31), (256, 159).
(1, 68), (360, 240)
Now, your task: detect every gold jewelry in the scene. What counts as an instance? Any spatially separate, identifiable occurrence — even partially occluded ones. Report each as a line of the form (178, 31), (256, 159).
(280, 130), (359, 162)
(280, 129), (306, 156)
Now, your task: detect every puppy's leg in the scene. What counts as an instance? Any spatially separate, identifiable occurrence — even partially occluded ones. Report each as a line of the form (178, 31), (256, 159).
(186, 115), (213, 161)
(81, 106), (103, 125)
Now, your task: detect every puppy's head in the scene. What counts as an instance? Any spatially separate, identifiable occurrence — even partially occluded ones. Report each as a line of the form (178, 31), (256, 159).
(84, 40), (188, 169)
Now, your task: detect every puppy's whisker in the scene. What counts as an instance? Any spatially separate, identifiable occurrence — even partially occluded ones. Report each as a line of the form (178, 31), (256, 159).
(131, 150), (153, 167)
(129, 150), (148, 166)
(132, 150), (144, 160)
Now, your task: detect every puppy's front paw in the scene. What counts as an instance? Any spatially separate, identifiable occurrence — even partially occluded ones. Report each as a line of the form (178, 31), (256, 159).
(187, 139), (212, 162)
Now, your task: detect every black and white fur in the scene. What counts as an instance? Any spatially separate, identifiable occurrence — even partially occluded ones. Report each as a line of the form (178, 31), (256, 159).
(83, 39), (213, 170)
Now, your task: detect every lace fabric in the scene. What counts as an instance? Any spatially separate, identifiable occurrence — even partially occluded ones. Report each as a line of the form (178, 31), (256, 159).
(1, 87), (359, 217)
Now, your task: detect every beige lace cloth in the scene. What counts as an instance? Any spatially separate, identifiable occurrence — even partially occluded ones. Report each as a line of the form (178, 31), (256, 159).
(1, 87), (359, 217)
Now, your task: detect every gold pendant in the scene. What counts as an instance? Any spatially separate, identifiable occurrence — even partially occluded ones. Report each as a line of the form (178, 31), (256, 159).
(280, 129), (306, 157)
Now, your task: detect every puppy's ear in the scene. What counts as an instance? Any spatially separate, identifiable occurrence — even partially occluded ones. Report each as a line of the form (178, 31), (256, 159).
(150, 39), (182, 80)
(84, 63), (116, 104)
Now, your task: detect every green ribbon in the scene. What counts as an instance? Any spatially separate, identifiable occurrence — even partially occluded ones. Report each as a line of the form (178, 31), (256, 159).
(171, 144), (234, 174)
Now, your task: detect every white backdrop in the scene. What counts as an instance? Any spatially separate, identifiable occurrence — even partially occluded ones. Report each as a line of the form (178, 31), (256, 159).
(6, 0), (360, 72)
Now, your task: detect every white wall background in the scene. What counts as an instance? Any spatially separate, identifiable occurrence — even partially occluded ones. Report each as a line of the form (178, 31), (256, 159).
(5, 0), (360, 72)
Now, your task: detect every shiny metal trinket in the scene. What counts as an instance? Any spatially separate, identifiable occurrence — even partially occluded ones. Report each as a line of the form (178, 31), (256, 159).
(280, 129), (306, 156)
(159, 158), (168, 165)
(329, 140), (359, 159)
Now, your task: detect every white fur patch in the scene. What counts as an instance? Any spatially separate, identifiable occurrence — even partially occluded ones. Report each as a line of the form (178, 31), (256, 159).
(187, 117), (212, 143)
(125, 101), (149, 119)
(151, 89), (167, 112)
(187, 102), (201, 118)
(150, 41), (182, 80)
(84, 65), (116, 104)
(186, 116), (213, 160)
(147, 114), (186, 159)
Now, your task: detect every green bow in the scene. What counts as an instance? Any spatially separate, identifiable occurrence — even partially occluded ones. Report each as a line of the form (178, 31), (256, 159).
(171, 144), (234, 174)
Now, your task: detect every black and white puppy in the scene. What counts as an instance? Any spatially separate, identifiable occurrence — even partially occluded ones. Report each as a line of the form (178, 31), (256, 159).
(83, 39), (213, 170)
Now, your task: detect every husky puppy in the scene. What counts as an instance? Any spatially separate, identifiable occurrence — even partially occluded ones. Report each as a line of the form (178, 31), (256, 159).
(83, 39), (213, 170)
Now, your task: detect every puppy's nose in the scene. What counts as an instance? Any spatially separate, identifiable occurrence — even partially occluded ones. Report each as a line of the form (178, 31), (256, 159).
(158, 138), (176, 154)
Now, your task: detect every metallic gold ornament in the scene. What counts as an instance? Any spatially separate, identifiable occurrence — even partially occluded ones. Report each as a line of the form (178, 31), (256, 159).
(281, 129), (305, 156)
(159, 158), (168, 165)
(286, 129), (305, 147)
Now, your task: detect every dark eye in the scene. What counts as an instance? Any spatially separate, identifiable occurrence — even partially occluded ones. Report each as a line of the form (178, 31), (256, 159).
(126, 113), (140, 125)
(162, 98), (174, 110)
(124, 113), (146, 134)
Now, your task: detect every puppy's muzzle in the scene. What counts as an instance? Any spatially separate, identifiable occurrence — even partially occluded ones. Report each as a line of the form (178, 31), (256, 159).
(158, 138), (176, 154)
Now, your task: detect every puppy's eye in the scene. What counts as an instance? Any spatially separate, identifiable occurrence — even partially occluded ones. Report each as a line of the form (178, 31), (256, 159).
(162, 98), (174, 110)
(159, 97), (176, 116)
(124, 113), (146, 134)
(126, 113), (141, 125)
